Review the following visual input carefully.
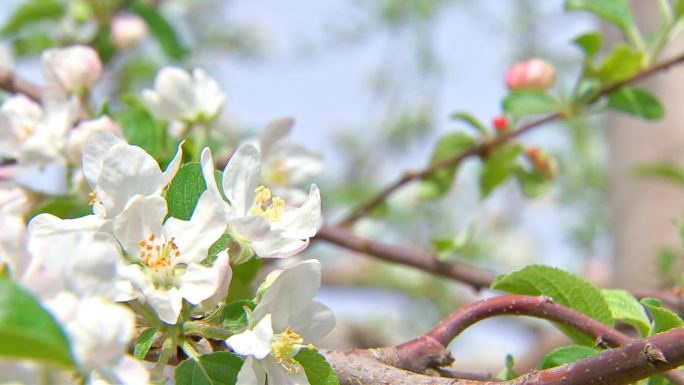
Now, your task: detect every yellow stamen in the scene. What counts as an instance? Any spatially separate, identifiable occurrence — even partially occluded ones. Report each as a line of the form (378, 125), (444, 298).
(249, 186), (284, 222)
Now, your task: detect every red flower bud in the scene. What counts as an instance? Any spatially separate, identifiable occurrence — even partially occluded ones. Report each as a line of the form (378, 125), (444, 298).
(492, 115), (508, 131)
(505, 58), (555, 91)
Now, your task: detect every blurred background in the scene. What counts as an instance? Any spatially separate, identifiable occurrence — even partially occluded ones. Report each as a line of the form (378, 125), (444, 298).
(5, 0), (684, 375)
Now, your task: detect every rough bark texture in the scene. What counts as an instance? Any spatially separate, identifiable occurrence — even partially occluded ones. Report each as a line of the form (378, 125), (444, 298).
(609, 4), (684, 289)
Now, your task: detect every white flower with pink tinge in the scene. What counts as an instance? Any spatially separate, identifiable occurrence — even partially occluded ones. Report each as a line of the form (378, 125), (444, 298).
(42, 45), (102, 94)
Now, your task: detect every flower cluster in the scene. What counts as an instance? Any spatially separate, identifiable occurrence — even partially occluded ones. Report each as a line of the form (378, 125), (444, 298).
(0, 44), (332, 385)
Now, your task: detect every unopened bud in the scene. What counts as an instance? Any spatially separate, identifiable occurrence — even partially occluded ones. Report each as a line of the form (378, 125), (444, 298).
(492, 115), (508, 132)
(505, 58), (555, 91)
(41, 45), (102, 93)
(111, 14), (148, 50)
(525, 146), (556, 179)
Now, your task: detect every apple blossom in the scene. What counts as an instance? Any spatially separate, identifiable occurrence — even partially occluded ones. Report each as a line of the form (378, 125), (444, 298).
(111, 14), (148, 50)
(142, 66), (224, 125)
(504, 58), (555, 91)
(67, 116), (122, 166)
(226, 259), (335, 385)
(257, 117), (323, 204)
(0, 93), (79, 169)
(112, 193), (229, 324)
(200, 145), (321, 259)
(82, 130), (183, 218)
(42, 45), (102, 93)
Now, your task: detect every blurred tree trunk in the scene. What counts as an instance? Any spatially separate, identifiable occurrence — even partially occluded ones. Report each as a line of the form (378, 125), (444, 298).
(609, 5), (684, 290)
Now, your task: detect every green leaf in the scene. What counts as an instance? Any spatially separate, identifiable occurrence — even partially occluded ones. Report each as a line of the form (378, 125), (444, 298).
(133, 327), (157, 360)
(0, 278), (73, 367)
(601, 289), (650, 337)
(676, 0), (684, 18)
(564, 0), (634, 33)
(492, 265), (613, 345)
(418, 132), (476, 200)
(514, 167), (551, 199)
(539, 346), (600, 369)
(596, 45), (643, 84)
(295, 349), (340, 385)
(641, 298), (684, 335)
(2, 0), (64, 35)
(92, 26), (116, 63)
(220, 300), (256, 333)
(113, 104), (167, 163)
(607, 86), (664, 120)
(632, 162), (684, 186)
(451, 112), (489, 135)
(29, 195), (91, 220)
(480, 146), (522, 198)
(174, 352), (244, 385)
(573, 32), (602, 58)
(165, 163), (206, 221)
(133, 3), (187, 59)
(502, 90), (558, 117)
(226, 258), (262, 302)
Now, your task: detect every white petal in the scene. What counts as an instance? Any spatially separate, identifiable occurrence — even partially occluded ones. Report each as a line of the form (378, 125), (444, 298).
(82, 130), (125, 188)
(102, 355), (151, 385)
(253, 260), (321, 332)
(164, 190), (226, 264)
(251, 233), (308, 259)
(28, 213), (106, 239)
(226, 314), (273, 359)
(160, 141), (184, 191)
(262, 354), (309, 385)
(200, 147), (230, 216)
(236, 356), (265, 385)
(96, 144), (164, 216)
(113, 195), (166, 258)
(289, 301), (336, 343)
(197, 252), (232, 311)
(230, 215), (271, 241)
(178, 262), (221, 304)
(276, 184), (321, 239)
(260, 117), (293, 157)
(146, 286), (183, 325)
(222, 144), (260, 216)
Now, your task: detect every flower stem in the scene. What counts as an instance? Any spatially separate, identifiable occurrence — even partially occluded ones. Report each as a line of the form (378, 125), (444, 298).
(183, 321), (233, 340)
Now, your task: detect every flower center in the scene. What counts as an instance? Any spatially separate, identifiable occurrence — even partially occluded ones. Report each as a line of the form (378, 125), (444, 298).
(266, 160), (288, 186)
(137, 234), (184, 289)
(271, 328), (313, 375)
(248, 185), (284, 222)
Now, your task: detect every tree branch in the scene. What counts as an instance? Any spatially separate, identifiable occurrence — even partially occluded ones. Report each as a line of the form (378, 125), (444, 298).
(315, 224), (496, 290)
(0, 68), (41, 102)
(323, 295), (684, 385)
(339, 51), (684, 227)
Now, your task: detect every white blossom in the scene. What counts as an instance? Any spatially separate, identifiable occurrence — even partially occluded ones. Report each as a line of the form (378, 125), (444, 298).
(113, 193), (229, 324)
(200, 145), (321, 259)
(142, 67), (224, 125)
(257, 118), (323, 204)
(226, 259), (335, 385)
(82, 130), (182, 218)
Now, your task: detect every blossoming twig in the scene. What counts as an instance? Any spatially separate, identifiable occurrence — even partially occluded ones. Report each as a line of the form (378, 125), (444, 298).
(339, 51), (684, 227)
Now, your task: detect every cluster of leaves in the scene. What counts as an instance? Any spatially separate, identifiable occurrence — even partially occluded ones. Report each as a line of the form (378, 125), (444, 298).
(492, 265), (683, 383)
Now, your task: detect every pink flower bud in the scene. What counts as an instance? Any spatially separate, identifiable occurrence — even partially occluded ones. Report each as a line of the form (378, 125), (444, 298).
(110, 14), (148, 50)
(504, 58), (555, 91)
(41, 45), (102, 93)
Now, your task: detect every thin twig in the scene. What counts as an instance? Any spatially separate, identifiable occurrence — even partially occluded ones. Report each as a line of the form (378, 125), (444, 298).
(315, 224), (496, 290)
(339, 51), (684, 227)
(0, 68), (41, 102)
